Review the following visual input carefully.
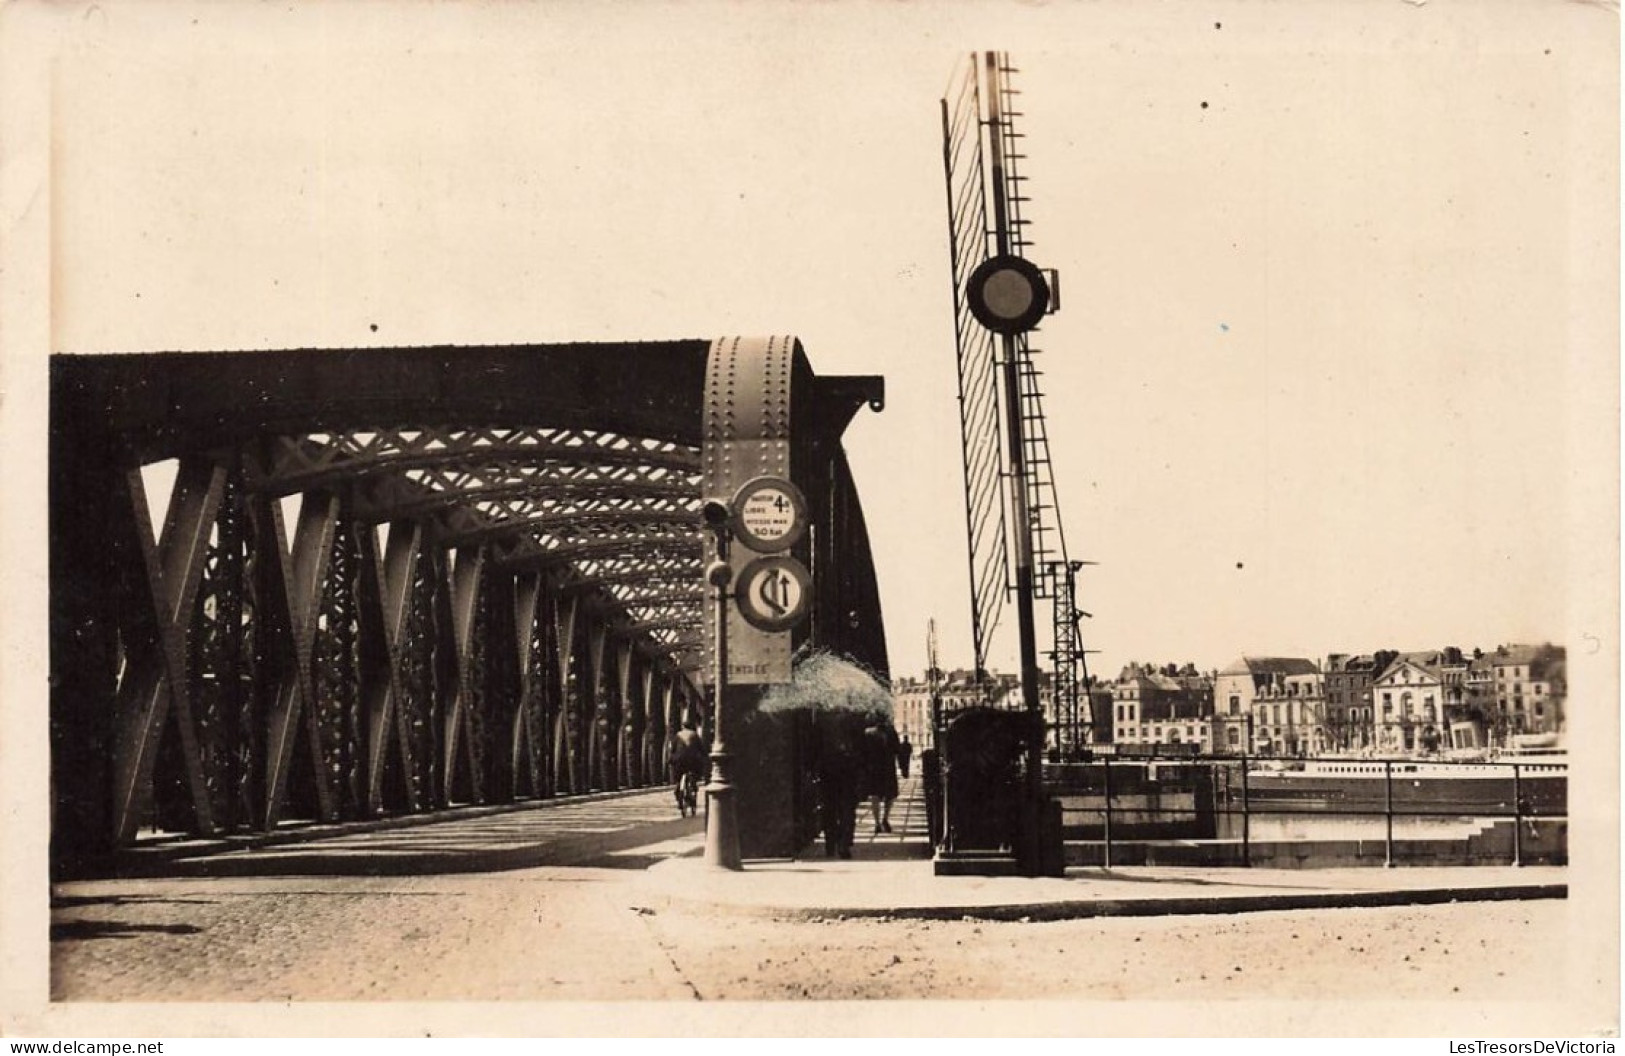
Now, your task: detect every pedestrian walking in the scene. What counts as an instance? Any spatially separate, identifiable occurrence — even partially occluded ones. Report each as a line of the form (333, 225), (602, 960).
(897, 735), (914, 779)
(860, 717), (901, 834)
(813, 711), (862, 858)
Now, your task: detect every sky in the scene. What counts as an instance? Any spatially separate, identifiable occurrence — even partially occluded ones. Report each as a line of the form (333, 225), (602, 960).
(26, 0), (1618, 682)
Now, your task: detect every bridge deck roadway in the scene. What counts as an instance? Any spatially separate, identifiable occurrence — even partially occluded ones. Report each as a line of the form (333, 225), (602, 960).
(45, 777), (1582, 1028)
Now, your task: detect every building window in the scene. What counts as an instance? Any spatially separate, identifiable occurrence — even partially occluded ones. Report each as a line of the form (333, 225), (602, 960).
(1229, 695), (1240, 715)
(1227, 728), (1240, 747)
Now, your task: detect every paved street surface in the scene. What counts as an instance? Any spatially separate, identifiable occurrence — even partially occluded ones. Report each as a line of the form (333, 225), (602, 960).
(50, 778), (1589, 1027)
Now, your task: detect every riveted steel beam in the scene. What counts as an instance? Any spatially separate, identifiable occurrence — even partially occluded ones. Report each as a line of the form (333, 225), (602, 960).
(585, 618), (608, 791)
(442, 547), (485, 804)
(611, 588), (705, 611)
(110, 457), (228, 844)
(553, 595), (578, 794)
(62, 342), (713, 465)
(627, 616), (702, 637)
(638, 659), (657, 787)
(621, 606), (705, 632)
(262, 490), (342, 828)
(556, 568), (700, 593)
(512, 571), (542, 798)
(358, 519), (423, 814)
(615, 640), (634, 789)
(255, 430), (701, 497)
(489, 536), (705, 572)
(356, 476), (699, 524)
(435, 509), (704, 550)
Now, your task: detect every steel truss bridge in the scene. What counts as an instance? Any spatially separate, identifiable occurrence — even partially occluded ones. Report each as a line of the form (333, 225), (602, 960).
(50, 338), (885, 878)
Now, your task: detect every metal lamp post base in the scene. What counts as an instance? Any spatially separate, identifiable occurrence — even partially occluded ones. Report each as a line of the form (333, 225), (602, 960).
(703, 752), (742, 870)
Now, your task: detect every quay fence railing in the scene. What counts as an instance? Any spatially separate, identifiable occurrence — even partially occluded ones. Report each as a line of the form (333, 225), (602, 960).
(1040, 754), (1566, 869)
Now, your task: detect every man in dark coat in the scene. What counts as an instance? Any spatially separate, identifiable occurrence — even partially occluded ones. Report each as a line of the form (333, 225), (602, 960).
(812, 711), (862, 858)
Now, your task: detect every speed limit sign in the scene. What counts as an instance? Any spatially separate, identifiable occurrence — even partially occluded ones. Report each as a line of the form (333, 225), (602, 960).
(730, 477), (807, 553)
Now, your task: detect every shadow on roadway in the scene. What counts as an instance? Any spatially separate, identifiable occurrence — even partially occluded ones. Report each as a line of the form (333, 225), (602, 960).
(110, 814), (705, 880)
(51, 920), (204, 942)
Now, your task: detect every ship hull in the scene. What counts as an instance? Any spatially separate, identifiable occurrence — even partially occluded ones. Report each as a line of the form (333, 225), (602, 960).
(1236, 767), (1566, 816)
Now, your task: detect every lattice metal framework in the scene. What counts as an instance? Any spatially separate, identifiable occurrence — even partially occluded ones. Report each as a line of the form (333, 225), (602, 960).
(942, 56), (1008, 681)
(941, 52), (1092, 743)
(49, 339), (885, 877)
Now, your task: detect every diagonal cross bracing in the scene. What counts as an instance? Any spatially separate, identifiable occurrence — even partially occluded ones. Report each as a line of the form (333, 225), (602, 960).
(250, 426), (711, 670)
(254, 428), (701, 496)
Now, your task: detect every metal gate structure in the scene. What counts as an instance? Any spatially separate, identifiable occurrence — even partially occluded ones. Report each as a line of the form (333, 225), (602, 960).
(49, 337), (885, 878)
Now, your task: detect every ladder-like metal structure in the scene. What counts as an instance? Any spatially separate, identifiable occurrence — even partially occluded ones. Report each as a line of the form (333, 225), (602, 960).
(940, 52), (1094, 749)
(1046, 560), (1095, 756)
(936, 53), (1098, 753)
(941, 54), (1006, 685)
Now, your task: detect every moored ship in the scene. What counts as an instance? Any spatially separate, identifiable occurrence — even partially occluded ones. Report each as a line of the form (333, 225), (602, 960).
(1236, 746), (1567, 817)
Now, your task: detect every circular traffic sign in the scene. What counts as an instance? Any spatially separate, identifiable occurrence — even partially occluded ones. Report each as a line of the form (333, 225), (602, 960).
(734, 555), (811, 632)
(730, 476), (807, 553)
(966, 254), (1051, 335)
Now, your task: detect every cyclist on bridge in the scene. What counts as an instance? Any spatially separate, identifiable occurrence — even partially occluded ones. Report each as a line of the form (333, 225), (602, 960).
(669, 723), (708, 818)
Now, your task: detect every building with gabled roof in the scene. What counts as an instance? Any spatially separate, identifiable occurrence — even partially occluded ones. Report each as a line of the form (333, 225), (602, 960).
(1214, 656), (1322, 755)
(1486, 643), (1566, 740)
(1371, 656), (1448, 752)
(1108, 663), (1216, 751)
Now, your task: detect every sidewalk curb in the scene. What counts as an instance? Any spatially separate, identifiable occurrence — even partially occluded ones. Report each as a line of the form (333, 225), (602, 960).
(638, 880), (1567, 923)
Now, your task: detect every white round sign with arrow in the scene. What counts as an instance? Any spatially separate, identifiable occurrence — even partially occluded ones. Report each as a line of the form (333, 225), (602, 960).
(734, 555), (811, 632)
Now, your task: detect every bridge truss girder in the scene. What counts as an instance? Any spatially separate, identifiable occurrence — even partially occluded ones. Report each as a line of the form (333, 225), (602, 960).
(49, 338), (885, 878)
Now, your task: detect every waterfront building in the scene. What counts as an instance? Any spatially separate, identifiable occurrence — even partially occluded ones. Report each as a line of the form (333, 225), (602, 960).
(1215, 656), (1320, 755)
(1463, 652), (1497, 743)
(1488, 643), (1566, 739)
(1109, 663), (1216, 752)
(890, 676), (935, 748)
(1371, 656), (1448, 753)
(890, 667), (1022, 749)
(1253, 666), (1327, 755)
(1085, 683), (1115, 746)
(1323, 653), (1379, 751)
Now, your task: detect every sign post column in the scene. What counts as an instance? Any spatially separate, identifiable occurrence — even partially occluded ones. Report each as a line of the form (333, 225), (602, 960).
(701, 500), (741, 871)
(698, 336), (812, 868)
(699, 477), (811, 872)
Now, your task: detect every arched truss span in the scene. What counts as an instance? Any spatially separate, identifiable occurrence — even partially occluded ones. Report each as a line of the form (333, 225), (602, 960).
(48, 339), (884, 878)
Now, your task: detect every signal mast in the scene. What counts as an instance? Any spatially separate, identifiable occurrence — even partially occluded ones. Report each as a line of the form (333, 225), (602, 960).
(939, 52), (1095, 762)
